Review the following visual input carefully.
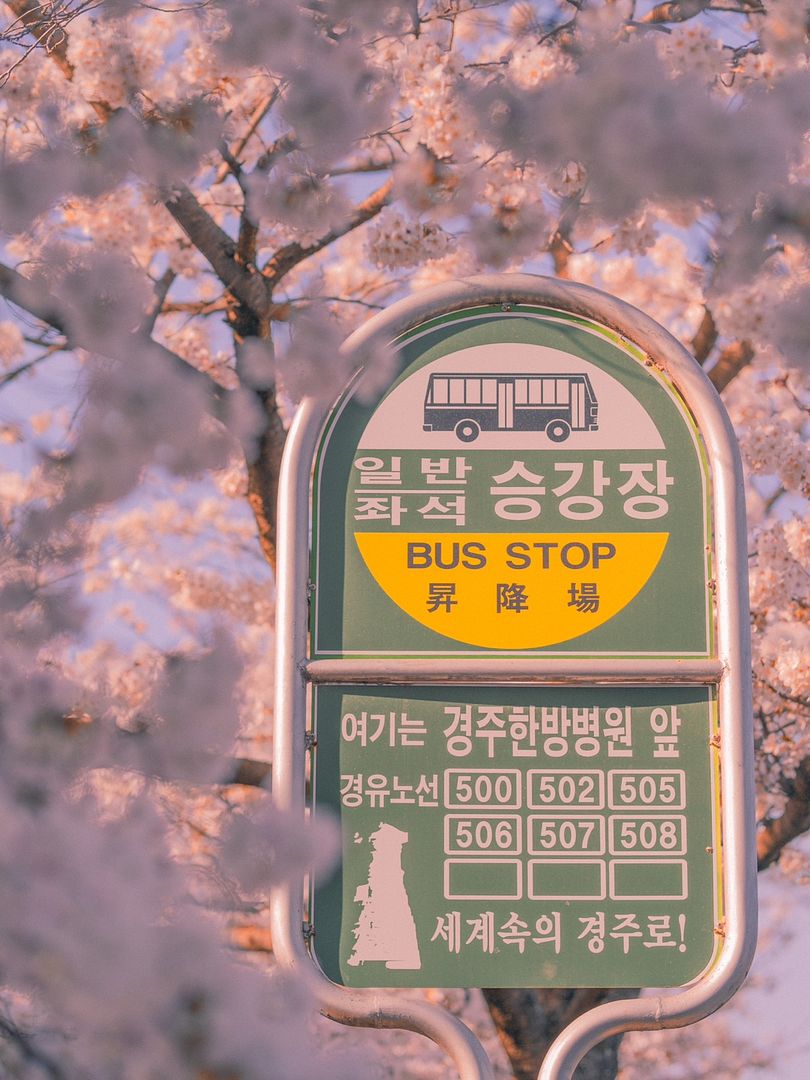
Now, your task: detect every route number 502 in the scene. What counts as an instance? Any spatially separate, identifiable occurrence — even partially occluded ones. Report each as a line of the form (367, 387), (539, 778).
(528, 770), (605, 810)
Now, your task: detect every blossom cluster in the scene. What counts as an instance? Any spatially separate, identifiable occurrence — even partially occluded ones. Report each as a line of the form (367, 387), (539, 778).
(366, 207), (455, 270)
(0, 0), (808, 1075)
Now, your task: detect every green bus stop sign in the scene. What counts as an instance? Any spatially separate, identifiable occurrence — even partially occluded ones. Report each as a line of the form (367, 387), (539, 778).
(308, 300), (726, 991)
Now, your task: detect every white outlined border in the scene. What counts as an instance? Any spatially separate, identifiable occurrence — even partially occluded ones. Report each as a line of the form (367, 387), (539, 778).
(607, 768), (686, 811)
(608, 814), (687, 858)
(443, 768), (523, 810)
(444, 813), (523, 856)
(444, 858), (523, 901)
(609, 859), (689, 902)
(527, 814), (607, 857)
(528, 859), (607, 901)
(526, 768), (605, 811)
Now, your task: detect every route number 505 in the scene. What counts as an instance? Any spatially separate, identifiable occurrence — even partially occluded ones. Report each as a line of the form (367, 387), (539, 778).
(609, 770), (685, 809)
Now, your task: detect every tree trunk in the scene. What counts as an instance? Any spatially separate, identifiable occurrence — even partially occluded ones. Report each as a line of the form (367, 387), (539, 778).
(482, 987), (640, 1080)
(245, 387), (287, 572)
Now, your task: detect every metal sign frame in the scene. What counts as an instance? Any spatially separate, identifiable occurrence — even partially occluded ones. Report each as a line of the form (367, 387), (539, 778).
(269, 275), (756, 1080)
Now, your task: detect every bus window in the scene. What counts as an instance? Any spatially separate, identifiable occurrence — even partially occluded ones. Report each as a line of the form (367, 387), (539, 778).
(449, 378), (466, 404)
(541, 379), (555, 404)
(465, 378), (481, 404)
(515, 378), (528, 404)
(529, 379), (542, 404)
(432, 378), (449, 404)
(556, 378), (570, 404)
(482, 379), (498, 404)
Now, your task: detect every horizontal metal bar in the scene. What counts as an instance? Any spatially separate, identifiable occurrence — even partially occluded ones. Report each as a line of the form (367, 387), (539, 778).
(304, 657), (724, 685)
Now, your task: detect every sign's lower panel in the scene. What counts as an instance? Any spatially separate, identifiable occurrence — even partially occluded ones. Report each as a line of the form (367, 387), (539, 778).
(311, 685), (720, 989)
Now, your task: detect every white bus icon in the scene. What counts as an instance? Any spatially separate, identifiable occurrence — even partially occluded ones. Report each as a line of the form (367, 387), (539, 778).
(423, 372), (599, 443)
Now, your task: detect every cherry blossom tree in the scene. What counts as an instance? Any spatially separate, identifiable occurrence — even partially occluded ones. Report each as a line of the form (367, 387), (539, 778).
(0, 0), (808, 1078)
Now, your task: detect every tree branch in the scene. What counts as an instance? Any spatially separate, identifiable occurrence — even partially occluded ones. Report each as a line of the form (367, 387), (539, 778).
(0, 259), (228, 409)
(162, 298), (230, 317)
(222, 756), (271, 787)
(214, 87), (283, 186)
(0, 1013), (67, 1080)
(162, 185), (272, 318)
(0, 259), (72, 336)
(245, 388), (287, 571)
(692, 306), (718, 365)
(262, 176), (394, 287)
(139, 267), (176, 336)
(549, 189), (585, 278)
(708, 339), (754, 393)
(0, 345), (63, 387)
(2, 0), (75, 79)
(640, 0), (712, 23)
(237, 204), (259, 269)
(758, 755), (810, 870)
(229, 923), (273, 952)
(254, 130), (299, 176)
(326, 152), (397, 177)
(3, 5), (273, 326)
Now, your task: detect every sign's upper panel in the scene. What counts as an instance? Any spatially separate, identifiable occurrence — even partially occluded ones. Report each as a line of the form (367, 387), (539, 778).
(312, 305), (712, 658)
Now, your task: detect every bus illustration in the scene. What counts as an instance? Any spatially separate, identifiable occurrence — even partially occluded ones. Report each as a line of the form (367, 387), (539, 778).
(423, 372), (599, 443)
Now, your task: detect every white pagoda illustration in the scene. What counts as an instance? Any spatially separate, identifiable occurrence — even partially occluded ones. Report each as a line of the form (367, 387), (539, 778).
(347, 823), (422, 970)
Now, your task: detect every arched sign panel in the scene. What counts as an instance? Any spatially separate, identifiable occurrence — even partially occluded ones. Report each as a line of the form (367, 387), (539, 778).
(312, 306), (712, 658)
(271, 278), (755, 1078)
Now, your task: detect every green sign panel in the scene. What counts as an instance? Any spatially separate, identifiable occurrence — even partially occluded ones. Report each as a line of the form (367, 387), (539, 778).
(311, 686), (720, 988)
(312, 305), (712, 658)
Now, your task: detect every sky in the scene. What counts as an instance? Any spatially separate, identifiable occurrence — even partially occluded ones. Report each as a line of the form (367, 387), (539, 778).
(739, 870), (810, 1078)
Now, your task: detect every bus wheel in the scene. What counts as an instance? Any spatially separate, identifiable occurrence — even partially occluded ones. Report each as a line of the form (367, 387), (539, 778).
(454, 419), (481, 443)
(546, 419), (571, 443)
